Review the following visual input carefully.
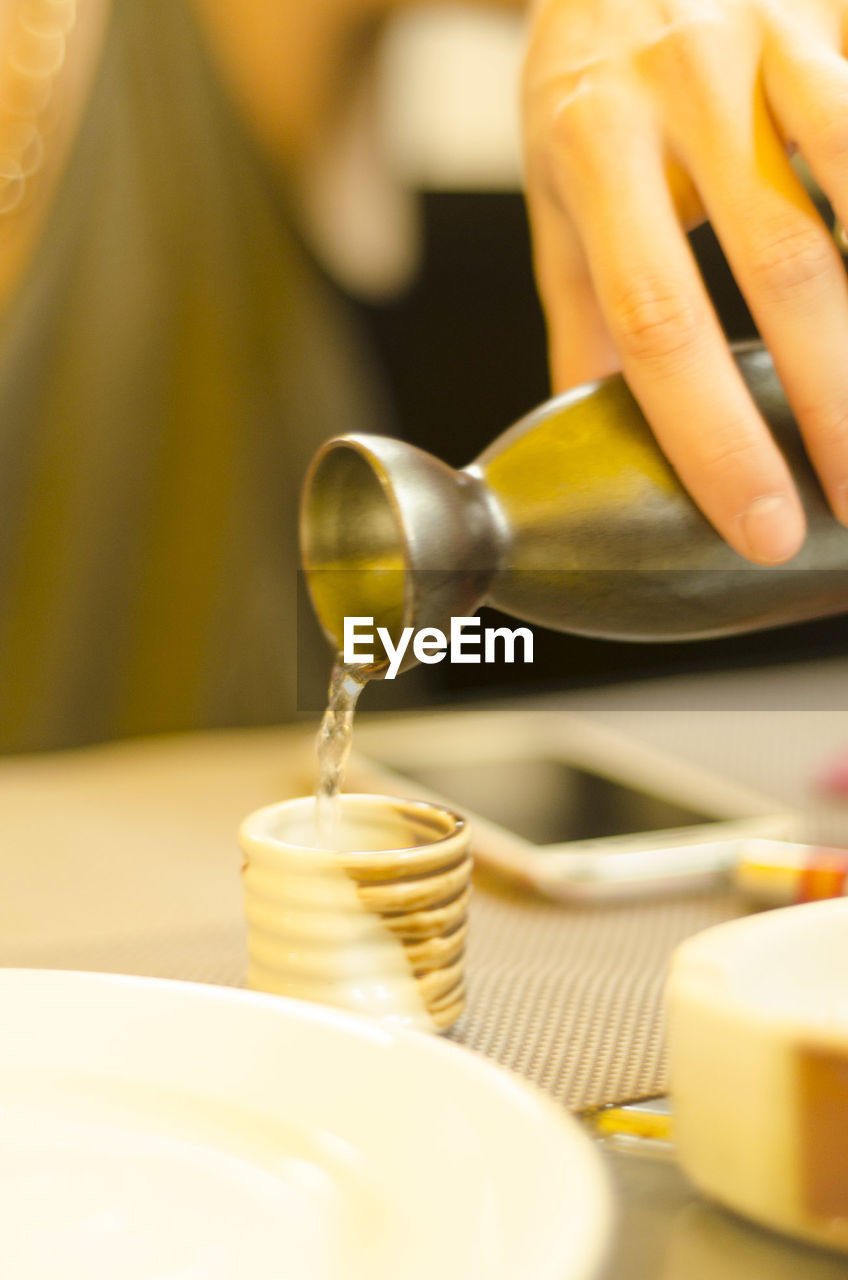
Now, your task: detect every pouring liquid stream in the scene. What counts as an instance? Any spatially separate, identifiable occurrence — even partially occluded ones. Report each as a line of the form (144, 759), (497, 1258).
(314, 661), (367, 847)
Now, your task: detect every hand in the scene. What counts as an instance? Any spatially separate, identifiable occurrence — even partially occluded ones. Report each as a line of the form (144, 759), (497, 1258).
(522, 0), (848, 563)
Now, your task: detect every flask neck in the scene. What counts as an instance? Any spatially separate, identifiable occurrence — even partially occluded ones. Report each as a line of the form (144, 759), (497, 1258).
(300, 434), (500, 673)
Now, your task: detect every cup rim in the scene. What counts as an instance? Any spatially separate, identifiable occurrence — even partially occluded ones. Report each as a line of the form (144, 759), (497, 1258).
(239, 793), (468, 868)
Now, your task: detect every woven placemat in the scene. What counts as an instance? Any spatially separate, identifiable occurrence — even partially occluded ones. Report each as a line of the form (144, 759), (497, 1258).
(453, 877), (744, 1108)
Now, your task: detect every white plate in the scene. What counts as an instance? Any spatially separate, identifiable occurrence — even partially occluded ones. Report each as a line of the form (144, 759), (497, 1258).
(0, 970), (611, 1280)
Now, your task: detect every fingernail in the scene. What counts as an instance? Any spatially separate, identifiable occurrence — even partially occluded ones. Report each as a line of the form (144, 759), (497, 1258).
(739, 494), (803, 564)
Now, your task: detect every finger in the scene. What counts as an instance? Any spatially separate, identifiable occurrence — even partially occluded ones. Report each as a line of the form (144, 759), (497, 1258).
(680, 38), (848, 529)
(541, 87), (805, 563)
(761, 22), (845, 205)
(761, 23), (848, 525)
(527, 154), (710, 392)
(524, 184), (620, 389)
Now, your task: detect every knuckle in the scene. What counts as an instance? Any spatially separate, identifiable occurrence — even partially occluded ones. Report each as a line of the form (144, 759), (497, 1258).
(638, 14), (732, 117)
(646, 19), (712, 78)
(748, 222), (835, 302)
(795, 399), (848, 452)
(524, 67), (629, 175)
(608, 280), (707, 364)
(822, 411), (848, 450)
(696, 430), (769, 488)
(540, 77), (607, 163)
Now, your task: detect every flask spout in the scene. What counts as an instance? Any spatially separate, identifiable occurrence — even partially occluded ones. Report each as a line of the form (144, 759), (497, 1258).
(300, 434), (501, 675)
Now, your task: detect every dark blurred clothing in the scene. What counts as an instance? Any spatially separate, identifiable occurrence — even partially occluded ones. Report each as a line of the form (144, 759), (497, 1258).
(0, 0), (388, 753)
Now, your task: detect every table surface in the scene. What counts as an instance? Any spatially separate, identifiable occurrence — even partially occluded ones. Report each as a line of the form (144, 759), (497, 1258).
(2, 652), (848, 1278)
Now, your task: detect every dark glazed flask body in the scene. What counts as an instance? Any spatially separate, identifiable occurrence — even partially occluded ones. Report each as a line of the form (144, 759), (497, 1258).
(300, 342), (848, 659)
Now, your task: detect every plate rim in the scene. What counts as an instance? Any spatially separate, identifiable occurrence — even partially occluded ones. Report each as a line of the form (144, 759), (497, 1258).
(0, 967), (613, 1280)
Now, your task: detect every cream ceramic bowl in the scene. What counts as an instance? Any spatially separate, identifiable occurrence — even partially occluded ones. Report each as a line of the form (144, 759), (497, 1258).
(666, 897), (848, 1253)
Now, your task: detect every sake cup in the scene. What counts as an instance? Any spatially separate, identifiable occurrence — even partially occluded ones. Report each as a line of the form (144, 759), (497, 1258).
(240, 794), (471, 1032)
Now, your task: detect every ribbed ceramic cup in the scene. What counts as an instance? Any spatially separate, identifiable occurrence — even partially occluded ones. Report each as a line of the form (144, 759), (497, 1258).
(240, 794), (471, 1032)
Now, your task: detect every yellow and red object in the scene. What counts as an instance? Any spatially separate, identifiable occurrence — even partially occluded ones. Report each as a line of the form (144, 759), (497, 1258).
(734, 840), (848, 907)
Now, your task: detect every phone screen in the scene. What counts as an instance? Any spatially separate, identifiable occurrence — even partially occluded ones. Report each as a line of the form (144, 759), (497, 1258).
(384, 757), (716, 845)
